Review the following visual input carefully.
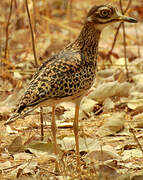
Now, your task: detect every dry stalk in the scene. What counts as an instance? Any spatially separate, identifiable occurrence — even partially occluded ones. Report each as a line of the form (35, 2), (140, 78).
(1, 163), (23, 171)
(38, 166), (58, 176)
(40, 107), (44, 141)
(119, 0), (132, 81)
(25, 0), (38, 67)
(14, 0), (17, 8)
(25, 0), (44, 140)
(129, 124), (143, 155)
(63, 0), (68, 8)
(107, 23), (122, 61)
(107, 0), (132, 72)
(4, 0), (13, 59)
(66, 0), (73, 41)
(122, 21), (129, 80)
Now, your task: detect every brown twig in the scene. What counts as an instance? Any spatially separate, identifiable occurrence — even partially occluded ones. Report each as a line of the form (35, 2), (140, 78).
(107, 0), (132, 66)
(63, 0), (69, 9)
(38, 166), (58, 176)
(2, 163), (23, 171)
(120, 0), (132, 81)
(25, 0), (44, 140)
(124, 0), (132, 13)
(25, 0), (38, 67)
(107, 23), (122, 61)
(66, 0), (73, 41)
(129, 124), (143, 155)
(4, 0), (13, 59)
(40, 107), (44, 141)
(14, 0), (17, 8)
(122, 21), (129, 80)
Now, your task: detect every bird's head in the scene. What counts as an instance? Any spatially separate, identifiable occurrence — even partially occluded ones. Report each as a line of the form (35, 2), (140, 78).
(86, 4), (137, 30)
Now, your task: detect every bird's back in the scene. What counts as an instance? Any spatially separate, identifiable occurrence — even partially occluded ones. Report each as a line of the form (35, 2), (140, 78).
(16, 49), (96, 115)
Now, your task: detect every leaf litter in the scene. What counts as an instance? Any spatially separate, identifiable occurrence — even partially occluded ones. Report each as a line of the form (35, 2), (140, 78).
(0, 0), (143, 179)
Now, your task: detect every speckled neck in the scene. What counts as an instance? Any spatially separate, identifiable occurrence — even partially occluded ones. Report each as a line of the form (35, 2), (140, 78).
(66, 22), (101, 57)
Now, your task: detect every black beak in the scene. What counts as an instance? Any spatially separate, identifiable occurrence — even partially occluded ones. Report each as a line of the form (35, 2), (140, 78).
(118, 15), (137, 23)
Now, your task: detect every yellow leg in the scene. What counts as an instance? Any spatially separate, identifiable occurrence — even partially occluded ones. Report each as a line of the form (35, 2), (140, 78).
(73, 100), (81, 167)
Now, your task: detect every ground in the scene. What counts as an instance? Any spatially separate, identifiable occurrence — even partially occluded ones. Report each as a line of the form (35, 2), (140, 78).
(0, 0), (143, 179)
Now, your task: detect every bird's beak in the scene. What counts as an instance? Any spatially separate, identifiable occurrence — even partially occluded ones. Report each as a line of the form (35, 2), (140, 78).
(117, 12), (137, 23)
(118, 15), (137, 23)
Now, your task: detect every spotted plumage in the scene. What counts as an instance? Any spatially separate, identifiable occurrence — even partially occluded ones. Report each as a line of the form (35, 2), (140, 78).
(6, 18), (101, 123)
(5, 4), (137, 167)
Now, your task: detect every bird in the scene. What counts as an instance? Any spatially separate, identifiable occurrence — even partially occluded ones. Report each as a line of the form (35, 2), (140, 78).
(5, 4), (137, 167)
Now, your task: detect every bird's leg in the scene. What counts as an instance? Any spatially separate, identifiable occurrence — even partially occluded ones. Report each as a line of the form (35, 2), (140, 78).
(73, 100), (81, 167)
(51, 105), (59, 171)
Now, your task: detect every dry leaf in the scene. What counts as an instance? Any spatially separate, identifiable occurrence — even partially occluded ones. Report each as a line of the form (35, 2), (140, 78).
(0, 161), (11, 170)
(57, 122), (73, 128)
(96, 112), (125, 137)
(103, 98), (115, 110)
(13, 152), (32, 160)
(98, 164), (119, 180)
(88, 82), (131, 103)
(118, 173), (131, 180)
(58, 136), (98, 152)
(133, 113), (143, 128)
(122, 149), (143, 161)
(81, 97), (98, 113)
(7, 136), (23, 154)
(11, 161), (37, 176)
(97, 69), (114, 78)
(27, 141), (54, 153)
(6, 125), (18, 134)
(131, 174), (143, 180)
(127, 99), (143, 110)
(86, 145), (120, 162)
(26, 140), (62, 159)
(0, 90), (23, 115)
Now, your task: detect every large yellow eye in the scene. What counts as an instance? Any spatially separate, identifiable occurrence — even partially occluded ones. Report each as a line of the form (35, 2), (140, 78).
(100, 9), (112, 18)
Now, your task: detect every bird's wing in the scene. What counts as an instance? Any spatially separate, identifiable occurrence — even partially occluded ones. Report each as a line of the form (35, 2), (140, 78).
(17, 50), (82, 112)
(5, 50), (82, 125)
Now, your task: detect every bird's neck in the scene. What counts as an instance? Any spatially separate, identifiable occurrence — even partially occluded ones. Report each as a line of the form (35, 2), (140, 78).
(66, 22), (101, 58)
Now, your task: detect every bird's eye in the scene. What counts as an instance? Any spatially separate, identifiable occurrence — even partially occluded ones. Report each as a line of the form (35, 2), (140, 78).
(100, 9), (111, 18)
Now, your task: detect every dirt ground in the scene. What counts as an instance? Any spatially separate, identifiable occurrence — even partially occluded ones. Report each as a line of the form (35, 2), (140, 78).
(0, 0), (143, 179)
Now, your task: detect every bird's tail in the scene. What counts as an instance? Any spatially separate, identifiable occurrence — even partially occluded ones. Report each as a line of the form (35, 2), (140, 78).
(4, 105), (39, 125)
(4, 113), (23, 125)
